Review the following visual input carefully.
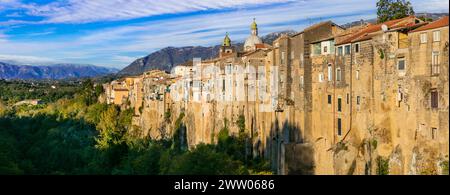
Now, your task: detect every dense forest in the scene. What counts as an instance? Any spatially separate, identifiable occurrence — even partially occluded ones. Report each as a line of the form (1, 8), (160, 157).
(0, 79), (271, 175)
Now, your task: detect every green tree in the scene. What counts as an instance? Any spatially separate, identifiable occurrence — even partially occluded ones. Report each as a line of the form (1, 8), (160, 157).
(168, 144), (244, 175)
(377, 0), (414, 23)
(376, 156), (389, 175)
(0, 100), (7, 116)
(95, 106), (125, 149)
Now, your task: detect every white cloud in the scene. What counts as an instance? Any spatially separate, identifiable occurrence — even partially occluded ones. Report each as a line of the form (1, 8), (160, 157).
(23, 0), (296, 23)
(112, 55), (140, 64)
(0, 54), (59, 65)
(411, 0), (449, 13)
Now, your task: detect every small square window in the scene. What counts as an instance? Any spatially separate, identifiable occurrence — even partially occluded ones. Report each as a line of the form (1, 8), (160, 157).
(357, 96), (361, 105)
(328, 95), (332, 104)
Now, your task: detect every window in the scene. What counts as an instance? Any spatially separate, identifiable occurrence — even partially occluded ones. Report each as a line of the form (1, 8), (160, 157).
(432, 51), (440, 75)
(357, 96), (361, 105)
(324, 46), (328, 53)
(344, 45), (351, 55)
(338, 97), (342, 112)
(337, 118), (342, 136)
(355, 43), (359, 53)
(300, 53), (304, 68)
(222, 79), (225, 92)
(328, 95), (332, 104)
(226, 64), (232, 74)
(336, 68), (342, 81)
(300, 76), (304, 88)
(431, 127), (437, 140)
(319, 73), (324, 82)
(338, 46), (343, 56)
(346, 93), (349, 104)
(397, 57), (405, 71)
(313, 43), (321, 55)
(431, 91), (438, 108)
(356, 70), (360, 80)
(420, 33), (427, 43)
(328, 64), (333, 81)
(433, 30), (440, 42)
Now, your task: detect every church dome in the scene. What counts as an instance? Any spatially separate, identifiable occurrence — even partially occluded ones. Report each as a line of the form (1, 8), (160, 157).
(244, 18), (262, 52)
(244, 35), (262, 51)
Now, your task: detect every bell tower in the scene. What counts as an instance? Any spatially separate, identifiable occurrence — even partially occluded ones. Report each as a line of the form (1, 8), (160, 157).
(219, 32), (235, 58)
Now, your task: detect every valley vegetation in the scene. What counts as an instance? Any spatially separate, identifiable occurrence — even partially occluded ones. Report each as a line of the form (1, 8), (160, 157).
(0, 79), (271, 175)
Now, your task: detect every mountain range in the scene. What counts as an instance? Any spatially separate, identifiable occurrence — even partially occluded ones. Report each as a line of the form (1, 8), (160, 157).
(118, 30), (297, 76)
(0, 62), (118, 80)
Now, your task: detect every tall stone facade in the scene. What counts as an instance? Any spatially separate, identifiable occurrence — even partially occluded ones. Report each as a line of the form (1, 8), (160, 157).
(104, 16), (449, 175)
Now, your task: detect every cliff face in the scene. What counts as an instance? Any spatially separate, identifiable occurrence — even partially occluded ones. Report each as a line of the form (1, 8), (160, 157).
(106, 17), (449, 175)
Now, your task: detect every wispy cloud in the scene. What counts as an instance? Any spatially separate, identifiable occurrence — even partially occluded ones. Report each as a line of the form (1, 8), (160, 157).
(0, 54), (59, 65)
(18, 0), (296, 24)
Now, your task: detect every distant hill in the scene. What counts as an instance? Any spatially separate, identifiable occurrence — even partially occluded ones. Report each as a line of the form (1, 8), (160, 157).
(0, 62), (118, 80)
(118, 30), (297, 76)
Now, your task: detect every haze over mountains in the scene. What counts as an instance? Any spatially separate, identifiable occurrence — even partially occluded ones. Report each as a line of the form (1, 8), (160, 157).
(0, 62), (118, 80)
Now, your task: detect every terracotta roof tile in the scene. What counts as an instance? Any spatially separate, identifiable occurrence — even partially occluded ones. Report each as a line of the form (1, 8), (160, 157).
(411, 16), (449, 32)
(336, 16), (422, 45)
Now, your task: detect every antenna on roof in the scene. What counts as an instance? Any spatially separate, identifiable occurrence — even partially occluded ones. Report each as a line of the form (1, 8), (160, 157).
(381, 24), (388, 32)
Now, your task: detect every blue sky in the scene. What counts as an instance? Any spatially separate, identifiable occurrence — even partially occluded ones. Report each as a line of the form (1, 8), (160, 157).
(0, 0), (448, 68)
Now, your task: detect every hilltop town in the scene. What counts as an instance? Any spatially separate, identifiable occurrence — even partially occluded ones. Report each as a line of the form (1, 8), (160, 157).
(102, 16), (449, 175)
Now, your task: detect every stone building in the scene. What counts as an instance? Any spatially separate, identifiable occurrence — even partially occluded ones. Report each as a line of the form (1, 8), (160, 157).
(103, 16), (449, 175)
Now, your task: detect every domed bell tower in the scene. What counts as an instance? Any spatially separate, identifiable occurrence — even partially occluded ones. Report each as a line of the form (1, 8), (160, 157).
(219, 32), (235, 58)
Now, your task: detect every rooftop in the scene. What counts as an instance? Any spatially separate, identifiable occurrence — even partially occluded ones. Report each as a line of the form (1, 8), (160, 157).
(411, 16), (449, 32)
(336, 16), (424, 45)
